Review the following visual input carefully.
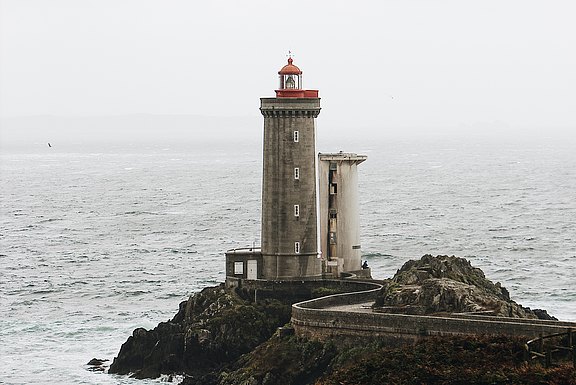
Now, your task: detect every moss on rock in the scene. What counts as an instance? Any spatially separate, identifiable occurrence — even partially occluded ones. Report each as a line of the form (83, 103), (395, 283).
(215, 335), (337, 385)
(373, 255), (556, 319)
(315, 335), (576, 385)
(109, 284), (291, 380)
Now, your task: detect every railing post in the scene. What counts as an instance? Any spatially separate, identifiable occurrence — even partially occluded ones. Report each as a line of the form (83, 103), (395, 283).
(545, 347), (551, 368)
(523, 343), (530, 363)
(538, 333), (544, 354)
(568, 328), (575, 369)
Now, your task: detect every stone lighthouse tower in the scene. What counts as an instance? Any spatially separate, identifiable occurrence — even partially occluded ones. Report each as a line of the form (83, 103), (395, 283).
(260, 57), (321, 280)
(225, 57), (368, 283)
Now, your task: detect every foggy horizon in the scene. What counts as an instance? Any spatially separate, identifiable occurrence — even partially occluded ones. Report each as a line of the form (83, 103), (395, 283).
(1, 0), (575, 140)
(1, 113), (573, 154)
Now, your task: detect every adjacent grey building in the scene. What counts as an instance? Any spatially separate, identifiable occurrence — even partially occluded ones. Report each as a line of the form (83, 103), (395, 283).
(318, 153), (367, 277)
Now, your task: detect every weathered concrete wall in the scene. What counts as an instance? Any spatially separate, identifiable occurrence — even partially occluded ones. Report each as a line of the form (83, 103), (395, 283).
(292, 285), (576, 345)
(226, 278), (381, 304)
(293, 282), (382, 309)
(318, 153), (367, 276)
(260, 97), (322, 280)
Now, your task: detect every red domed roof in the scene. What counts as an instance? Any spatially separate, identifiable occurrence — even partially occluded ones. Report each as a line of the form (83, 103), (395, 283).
(278, 58), (302, 75)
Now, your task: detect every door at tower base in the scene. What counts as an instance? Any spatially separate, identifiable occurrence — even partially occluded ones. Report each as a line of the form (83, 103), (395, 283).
(318, 152), (367, 277)
(247, 260), (258, 280)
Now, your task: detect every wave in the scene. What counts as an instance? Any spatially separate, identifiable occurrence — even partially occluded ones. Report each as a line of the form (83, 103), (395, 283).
(118, 290), (152, 297)
(109, 210), (162, 217)
(509, 246), (535, 252)
(363, 252), (395, 258)
(157, 293), (186, 299)
(2, 139), (576, 384)
(165, 248), (198, 254)
(37, 218), (64, 224)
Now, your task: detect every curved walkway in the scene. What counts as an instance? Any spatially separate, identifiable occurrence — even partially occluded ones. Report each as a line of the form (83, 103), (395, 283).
(291, 281), (576, 343)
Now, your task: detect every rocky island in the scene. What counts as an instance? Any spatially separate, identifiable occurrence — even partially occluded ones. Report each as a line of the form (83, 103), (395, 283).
(104, 255), (576, 385)
(100, 59), (575, 384)
(373, 254), (556, 319)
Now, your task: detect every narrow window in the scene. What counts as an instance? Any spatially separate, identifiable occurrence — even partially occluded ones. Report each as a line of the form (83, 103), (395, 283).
(294, 167), (300, 180)
(293, 130), (299, 142)
(295, 241), (300, 254)
(330, 183), (338, 195)
(329, 232), (337, 245)
(294, 204), (300, 217)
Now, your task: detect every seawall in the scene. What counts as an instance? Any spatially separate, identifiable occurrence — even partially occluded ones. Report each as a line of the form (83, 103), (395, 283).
(291, 282), (576, 346)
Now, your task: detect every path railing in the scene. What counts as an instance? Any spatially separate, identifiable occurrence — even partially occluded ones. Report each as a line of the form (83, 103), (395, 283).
(525, 328), (575, 368)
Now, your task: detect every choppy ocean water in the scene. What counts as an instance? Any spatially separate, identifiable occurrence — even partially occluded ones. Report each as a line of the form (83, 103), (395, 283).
(1, 133), (575, 384)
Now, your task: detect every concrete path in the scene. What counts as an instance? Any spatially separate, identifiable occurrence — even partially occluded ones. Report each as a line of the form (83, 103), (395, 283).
(321, 302), (374, 313)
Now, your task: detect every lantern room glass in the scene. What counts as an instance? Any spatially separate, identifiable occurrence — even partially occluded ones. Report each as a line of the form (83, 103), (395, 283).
(279, 73), (302, 90)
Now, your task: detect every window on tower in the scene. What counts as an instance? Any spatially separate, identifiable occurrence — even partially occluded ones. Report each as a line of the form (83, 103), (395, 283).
(294, 204), (300, 217)
(293, 131), (299, 142)
(295, 242), (300, 254)
(330, 183), (338, 195)
(329, 232), (337, 245)
(294, 167), (300, 180)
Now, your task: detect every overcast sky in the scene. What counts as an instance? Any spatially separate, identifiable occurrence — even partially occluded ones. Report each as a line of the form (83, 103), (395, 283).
(1, 0), (575, 136)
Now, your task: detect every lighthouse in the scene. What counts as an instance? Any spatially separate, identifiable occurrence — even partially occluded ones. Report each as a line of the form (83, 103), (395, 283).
(225, 57), (368, 283)
(260, 57), (321, 280)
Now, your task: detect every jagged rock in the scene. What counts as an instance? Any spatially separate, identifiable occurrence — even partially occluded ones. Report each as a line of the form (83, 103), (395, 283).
(373, 255), (553, 319)
(389, 254), (509, 299)
(87, 358), (108, 366)
(108, 284), (292, 380)
(86, 357), (109, 372)
(107, 257), (561, 383)
(107, 322), (184, 379)
(527, 308), (558, 321)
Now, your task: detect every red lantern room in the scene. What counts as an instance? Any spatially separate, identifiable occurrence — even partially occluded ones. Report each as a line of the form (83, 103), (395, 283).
(275, 57), (319, 98)
(278, 58), (302, 90)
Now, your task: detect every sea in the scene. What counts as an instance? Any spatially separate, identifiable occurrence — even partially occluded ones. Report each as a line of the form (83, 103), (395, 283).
(1, 129), (575, 384)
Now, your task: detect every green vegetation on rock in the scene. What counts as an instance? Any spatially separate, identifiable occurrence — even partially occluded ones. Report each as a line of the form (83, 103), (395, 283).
(216, 335), (337, 385)
(315, 335), (576, 385)
(188, 333), (576, 385)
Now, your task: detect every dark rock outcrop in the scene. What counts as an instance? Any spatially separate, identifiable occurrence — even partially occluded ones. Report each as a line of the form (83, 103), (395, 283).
(86, 358), (109, 372)
(109, 284), (292, 379)
(107, 256), (563, 384)
(373, 255), (556, 319)
(87, 358), (108, 366)
(529, 308), (557, 321)
(204, 335), (337, 385)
